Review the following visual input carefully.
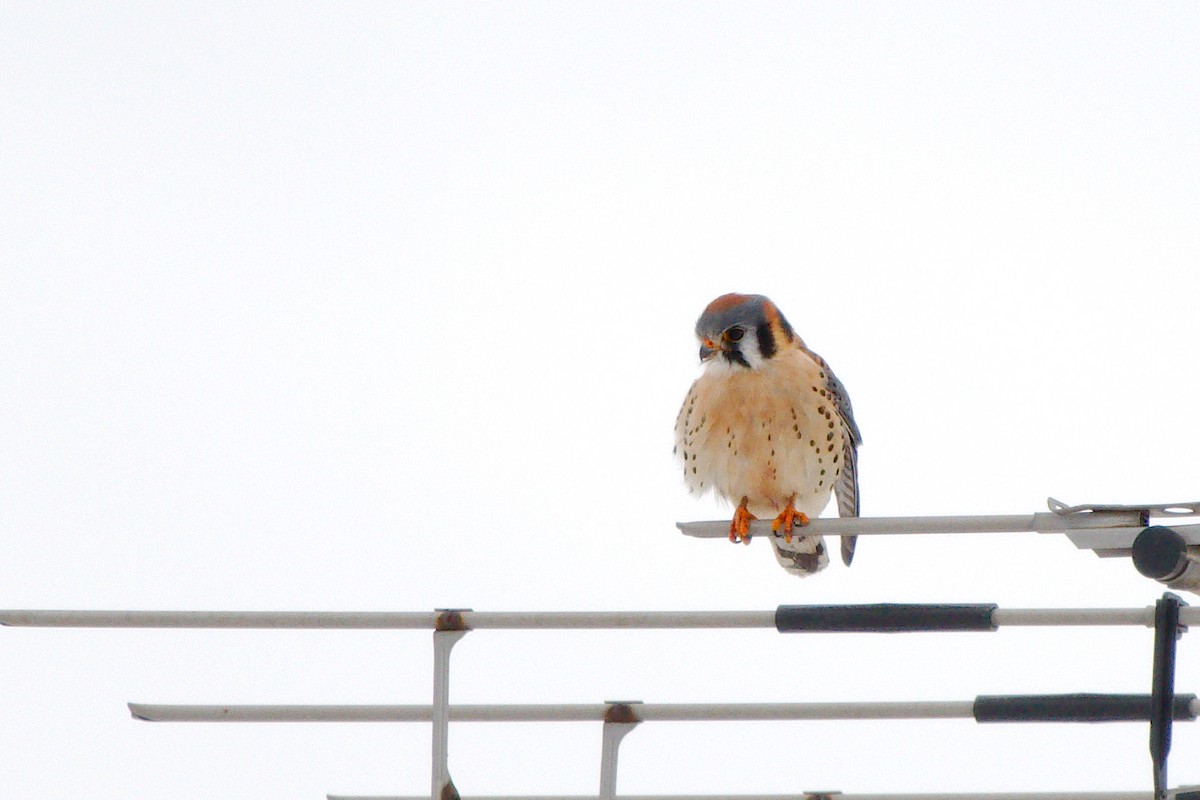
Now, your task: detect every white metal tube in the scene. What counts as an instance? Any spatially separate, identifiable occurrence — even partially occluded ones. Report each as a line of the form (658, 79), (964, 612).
(0, 610), (440, 628)
(130, 697), (1200, 723)
(327, 793), (1168, 800)
(329, 794), (1164, 800)
(676, 511), (1150, 538)
(637, 701), (976, 721)
(130, 703), (419, 721)
(462, 611), (776, 629)
(10, 607), (1200, 629)
(129, 700), (979, 723)
(0, 609), (774, 629)
(990, 608), (1158, 626)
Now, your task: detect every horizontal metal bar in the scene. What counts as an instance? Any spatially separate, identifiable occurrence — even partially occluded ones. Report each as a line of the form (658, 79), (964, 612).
(328, 791), (1195, 800)
(990, 608), (1162, 626)
(7, 607), (1200, 629)
(130, 701), (976, 723)
(458, 611), (778, 629)
(677, 511), (1148, 539)
(0, 610), (776, 629)
(0, 610), (441, 629)
(129, 696), (1200, 724)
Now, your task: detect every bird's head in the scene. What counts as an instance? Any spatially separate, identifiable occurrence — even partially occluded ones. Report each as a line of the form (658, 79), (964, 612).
(694, 293), (799, 371)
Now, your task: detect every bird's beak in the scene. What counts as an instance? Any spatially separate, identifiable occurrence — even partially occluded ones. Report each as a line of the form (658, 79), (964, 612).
(699, 338), (720, 362)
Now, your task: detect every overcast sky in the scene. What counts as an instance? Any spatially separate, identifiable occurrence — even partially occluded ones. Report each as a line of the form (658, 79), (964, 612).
(2, 2), (1199, 798)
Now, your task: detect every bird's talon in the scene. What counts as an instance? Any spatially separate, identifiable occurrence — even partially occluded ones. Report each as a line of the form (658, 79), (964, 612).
(771, 503), (809, 544)
(729, 499), (757, 544)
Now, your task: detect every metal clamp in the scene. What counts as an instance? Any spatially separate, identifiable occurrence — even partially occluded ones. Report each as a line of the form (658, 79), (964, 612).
(1049, 498), (1200, 520)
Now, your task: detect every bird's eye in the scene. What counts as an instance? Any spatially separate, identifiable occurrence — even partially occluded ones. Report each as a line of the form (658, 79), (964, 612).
(723, 327), (745, 343)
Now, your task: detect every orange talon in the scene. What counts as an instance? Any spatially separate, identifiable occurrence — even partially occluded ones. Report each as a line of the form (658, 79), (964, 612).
(771, 499), (809, 544)
(729, 497), (757, 544)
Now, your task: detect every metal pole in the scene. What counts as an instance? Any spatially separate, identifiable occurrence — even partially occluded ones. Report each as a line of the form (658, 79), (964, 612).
(327, 791), (1180, 800)
(1150, 593), (1186, 800)
(0, 609), (441, 628)
(122, 700), (982, 722)
(127, 697), (1200, 723)
(676, 510), (1154, 538)
(992, 608), (1160, 627)
(8, 607), (1200, 629)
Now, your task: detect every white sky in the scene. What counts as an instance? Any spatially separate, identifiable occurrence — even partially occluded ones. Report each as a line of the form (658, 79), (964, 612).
(2, 2), (1199, 798)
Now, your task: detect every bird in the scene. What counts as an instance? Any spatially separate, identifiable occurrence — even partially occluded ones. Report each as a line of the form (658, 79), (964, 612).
(674, 293), (861, 576)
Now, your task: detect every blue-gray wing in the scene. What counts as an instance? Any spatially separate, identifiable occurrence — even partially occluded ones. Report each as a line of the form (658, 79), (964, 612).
(804, 347), (861, 566)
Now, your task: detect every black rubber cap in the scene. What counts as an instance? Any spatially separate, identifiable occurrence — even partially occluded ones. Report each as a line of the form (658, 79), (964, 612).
(1133, 526), (1188, 580)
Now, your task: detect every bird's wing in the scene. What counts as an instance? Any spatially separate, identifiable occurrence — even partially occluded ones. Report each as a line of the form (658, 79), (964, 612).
(803, 347), (861, 565)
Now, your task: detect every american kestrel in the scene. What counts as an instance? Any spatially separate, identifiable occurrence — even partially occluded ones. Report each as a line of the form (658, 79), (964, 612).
(674, 293), (861, 576)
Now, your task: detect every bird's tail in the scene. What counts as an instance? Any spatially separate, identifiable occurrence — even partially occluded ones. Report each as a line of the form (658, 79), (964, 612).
(840, 534), (857, 566)
(770, 534), (829, 577)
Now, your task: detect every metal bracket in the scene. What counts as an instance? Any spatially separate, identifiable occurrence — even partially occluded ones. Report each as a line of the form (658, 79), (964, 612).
(599, 702), (641, 800)
(432, 610), (471, 800)
(1048, 498), (1200, 520)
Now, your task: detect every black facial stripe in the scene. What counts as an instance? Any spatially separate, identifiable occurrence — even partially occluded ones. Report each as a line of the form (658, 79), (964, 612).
(777, 313), (796, 342)
(724, 349), (752, 368)
(756, 323), (777, 360)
